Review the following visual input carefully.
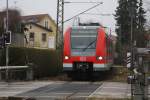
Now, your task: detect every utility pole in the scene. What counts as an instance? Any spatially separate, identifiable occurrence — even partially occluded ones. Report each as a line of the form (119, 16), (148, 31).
(56, 0), (64, 69)
(56, 0), (64, 49)
(128, 1), (134, 99)
(6, 0), (9, 82)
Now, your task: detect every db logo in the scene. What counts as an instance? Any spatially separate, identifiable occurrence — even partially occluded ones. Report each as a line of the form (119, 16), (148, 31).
(80, 57), (86, 61)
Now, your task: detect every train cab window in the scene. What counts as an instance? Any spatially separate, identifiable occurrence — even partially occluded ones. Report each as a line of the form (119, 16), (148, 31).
(71, 28), (98, 50)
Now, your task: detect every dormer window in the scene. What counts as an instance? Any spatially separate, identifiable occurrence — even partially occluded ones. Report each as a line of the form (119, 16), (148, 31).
(44, 20), (49, 29)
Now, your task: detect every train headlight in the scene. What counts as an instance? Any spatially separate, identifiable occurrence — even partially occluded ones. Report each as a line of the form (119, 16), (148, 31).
(65, 56), (69, 60)
(97, 56), (103, 60)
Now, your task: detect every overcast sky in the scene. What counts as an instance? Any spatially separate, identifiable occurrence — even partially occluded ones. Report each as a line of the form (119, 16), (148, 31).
(0, 0), (149, 33)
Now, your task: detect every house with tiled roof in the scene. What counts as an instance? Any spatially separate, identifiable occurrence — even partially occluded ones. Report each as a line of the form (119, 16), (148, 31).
(22, 14), (56, 49)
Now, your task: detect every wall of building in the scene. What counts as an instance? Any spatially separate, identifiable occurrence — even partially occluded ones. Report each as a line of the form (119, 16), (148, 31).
(38, 16), (56, 36)
(25, 24), (50, 48)
(23, 15), (57, 49)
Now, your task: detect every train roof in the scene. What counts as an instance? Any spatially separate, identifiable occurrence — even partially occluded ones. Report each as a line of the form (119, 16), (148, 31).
(71, 26), (100, 30)
(70, 26), (112, 37)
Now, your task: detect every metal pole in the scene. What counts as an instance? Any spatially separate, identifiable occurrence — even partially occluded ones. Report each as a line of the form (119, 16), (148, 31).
(61, 0), (64, 45)
(56, 0), (64, 69)
(6, 0), (8, 33)
(61, 1), (64, 64)
(6, 0), (9, 82)
(131, 17), (133, 100)
(56, 0), (64, 49)
(131, 13), (133, 67)
(56, 0), (59, 49)
(130, 3), (134, 99)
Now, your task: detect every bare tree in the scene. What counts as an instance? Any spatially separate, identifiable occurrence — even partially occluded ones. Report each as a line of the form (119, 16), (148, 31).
(0, 9), (22, 34)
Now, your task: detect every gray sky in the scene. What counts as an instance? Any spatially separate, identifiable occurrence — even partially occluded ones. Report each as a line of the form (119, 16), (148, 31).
(0, 0), (149, 33)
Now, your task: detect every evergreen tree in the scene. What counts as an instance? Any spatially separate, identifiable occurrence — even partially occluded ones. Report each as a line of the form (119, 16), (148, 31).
(136, 0), (146, 47)
(0, 9), (22, 34)
(115, 0), (146, 47)
(115, 0), (130, 65)
(114, 0), (146, 64)
(115, 0), (130, 45)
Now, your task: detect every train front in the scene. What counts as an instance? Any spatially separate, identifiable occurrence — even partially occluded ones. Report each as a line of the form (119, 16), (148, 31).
(63, 26), (106, 72)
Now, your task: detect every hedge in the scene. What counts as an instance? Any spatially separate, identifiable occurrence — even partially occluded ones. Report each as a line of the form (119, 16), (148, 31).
(0, 47), (62, 79)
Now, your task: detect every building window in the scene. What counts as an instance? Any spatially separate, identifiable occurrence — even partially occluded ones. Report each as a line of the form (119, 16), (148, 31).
(44, 20), (49, 29)
(30, 25), (32, 29)
(29, 32), (34, 41)
(42, 33), (47, 42)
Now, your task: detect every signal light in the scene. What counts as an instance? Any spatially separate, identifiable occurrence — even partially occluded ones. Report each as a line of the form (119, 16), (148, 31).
(0, 36), (5, 48)
(64, 56), (69, 60)
(4, 31), (11, 45)
(97, 56), (103, 60)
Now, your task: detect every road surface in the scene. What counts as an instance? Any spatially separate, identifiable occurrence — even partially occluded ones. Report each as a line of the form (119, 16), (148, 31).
(0, 81), (131, 100)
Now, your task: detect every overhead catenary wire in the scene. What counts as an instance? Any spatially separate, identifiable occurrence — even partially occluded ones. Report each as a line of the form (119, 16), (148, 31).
(82, 13), (114, 16)
(63, 3), (102, 23)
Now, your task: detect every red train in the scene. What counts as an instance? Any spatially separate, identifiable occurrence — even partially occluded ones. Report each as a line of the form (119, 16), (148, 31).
(63, 25), (113, 77)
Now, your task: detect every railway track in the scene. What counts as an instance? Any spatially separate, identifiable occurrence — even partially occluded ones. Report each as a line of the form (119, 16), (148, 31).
(0, 81), (131, 100)
(0, 81), (103, 100)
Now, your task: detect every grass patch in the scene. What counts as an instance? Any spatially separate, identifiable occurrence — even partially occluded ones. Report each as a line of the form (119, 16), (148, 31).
(103, 66), (128, 82)
(112, 67), (128, 82)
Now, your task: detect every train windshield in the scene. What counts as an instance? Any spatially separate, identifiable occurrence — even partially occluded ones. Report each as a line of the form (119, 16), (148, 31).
(71, 28), (98, 49)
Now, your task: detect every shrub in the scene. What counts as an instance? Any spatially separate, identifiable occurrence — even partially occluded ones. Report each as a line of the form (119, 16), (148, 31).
(0, 47), (62, 79)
